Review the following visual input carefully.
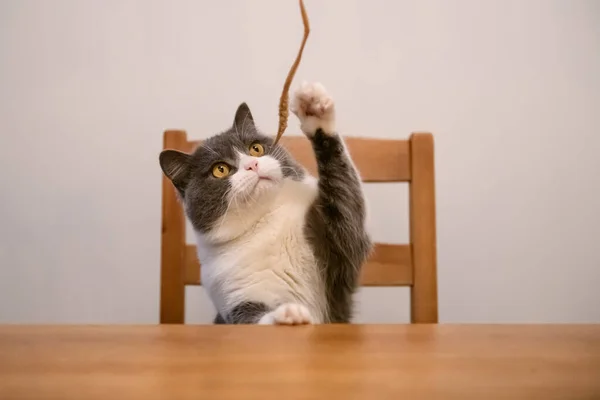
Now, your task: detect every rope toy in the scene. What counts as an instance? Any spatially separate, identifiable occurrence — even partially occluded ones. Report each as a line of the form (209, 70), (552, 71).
(274, 0), (310, 145)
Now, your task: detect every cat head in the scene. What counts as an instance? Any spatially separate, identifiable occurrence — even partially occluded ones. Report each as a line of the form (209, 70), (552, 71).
(159, 103), (304, 234)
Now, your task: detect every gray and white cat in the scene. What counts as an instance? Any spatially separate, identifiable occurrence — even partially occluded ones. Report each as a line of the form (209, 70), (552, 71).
(159, 82), (372, 324)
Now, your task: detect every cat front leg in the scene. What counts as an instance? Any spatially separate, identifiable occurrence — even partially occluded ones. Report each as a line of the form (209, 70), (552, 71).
(290, 81), (369, 243)
(290, 82), (372, 323)
(224, 301), (314, 325)
(257, 303), (314, 325)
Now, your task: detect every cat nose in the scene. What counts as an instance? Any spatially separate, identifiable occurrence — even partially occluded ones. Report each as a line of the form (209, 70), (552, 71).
(244, 159), (259, 172)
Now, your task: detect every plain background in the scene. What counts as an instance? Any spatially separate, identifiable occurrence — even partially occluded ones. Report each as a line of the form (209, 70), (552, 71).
(1, 0), (599, 324)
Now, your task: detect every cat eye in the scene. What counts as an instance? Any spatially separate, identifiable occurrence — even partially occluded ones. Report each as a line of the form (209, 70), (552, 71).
(212, 163), (231, 179)
(248, 142), (265, 157)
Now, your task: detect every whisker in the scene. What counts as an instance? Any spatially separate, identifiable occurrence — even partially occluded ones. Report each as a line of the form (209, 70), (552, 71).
(216, 186), (236, 232)
(280, 166), (302, 180)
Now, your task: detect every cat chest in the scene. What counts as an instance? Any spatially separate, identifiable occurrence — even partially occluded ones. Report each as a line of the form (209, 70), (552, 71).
(198, 220), (323, 313)
(204, 223), (316, 283)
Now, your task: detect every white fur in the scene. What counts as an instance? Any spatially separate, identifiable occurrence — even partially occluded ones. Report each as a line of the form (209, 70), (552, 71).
(228, 151), (284, 203)
(258, 303), (313, 325)
(290, 81), (336, 135)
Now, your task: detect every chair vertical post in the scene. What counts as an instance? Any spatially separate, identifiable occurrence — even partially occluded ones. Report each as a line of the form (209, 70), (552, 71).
(409, 133), (438, 323)
(160, 130), (187, 324)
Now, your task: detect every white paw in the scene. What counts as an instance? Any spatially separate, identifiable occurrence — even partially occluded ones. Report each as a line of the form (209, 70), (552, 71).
(258, 303), (314, 325)
(290, 81), (336, 136)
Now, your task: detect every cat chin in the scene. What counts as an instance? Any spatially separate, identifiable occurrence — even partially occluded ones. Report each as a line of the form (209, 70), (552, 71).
(250, 179), (282, 202)
(228, 177), (280, 208)
(254, 176), (281, 190)
(202, 179), (285, 244)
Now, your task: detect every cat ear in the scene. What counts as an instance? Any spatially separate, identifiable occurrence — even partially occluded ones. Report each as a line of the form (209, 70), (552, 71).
(159, 150), (192, 193)
(233, 102), (255, 132)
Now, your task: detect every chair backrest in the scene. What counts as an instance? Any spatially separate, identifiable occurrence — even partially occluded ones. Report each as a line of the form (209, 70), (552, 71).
(160, 130), (438, 324)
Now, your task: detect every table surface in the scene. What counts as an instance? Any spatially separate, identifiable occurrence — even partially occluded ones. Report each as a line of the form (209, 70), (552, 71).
(0, 325), (599, 400)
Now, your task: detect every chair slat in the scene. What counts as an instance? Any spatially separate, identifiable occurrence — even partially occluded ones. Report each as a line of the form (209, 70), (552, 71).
(184, 243), (413, 287)
(409, 133), (438, 323)
(160, 130), (187, 324)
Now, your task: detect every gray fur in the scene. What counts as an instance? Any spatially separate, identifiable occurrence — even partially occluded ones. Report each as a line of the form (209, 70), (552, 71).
(304, 129), (372, 322)
(159, 103), (371, 324)
(226, 302), (270, 324)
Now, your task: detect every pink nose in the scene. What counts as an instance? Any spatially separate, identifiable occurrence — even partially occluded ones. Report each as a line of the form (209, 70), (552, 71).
(245, 159), (259, 172)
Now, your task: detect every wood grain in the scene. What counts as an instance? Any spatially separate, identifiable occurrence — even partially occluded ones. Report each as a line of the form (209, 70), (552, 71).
(184, 243), (413, 286)
(409, 133), (438, 323)
(1, 325), (599, 400)
(160, 130), (187, 324)
(189, 135), (411, 182)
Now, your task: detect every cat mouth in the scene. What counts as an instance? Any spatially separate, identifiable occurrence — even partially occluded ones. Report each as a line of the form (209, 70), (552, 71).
(250, 175), (273, 191)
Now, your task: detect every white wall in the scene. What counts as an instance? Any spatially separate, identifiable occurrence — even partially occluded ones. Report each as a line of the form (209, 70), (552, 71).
(1, 0), (599, 324)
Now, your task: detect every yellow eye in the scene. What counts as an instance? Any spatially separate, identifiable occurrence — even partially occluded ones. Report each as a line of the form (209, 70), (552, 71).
(212, 163), (230, 178)
(249, 142), (265, 157)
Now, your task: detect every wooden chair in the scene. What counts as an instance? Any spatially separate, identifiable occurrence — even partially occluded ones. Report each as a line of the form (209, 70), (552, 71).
(160, 130), (438, 324)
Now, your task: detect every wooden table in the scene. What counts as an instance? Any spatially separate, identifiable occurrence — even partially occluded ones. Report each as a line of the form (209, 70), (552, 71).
(0, 325), (599, 399)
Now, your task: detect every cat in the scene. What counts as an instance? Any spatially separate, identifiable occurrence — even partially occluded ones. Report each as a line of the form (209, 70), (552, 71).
(159, 82), (372, 324)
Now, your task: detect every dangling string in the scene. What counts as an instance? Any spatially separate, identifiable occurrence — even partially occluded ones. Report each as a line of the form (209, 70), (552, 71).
(274, 0), (310, 145)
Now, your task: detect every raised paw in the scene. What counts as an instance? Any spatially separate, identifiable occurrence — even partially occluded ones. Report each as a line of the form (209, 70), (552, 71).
(258, 303), (314, 325)
(290, 81), (336, 136)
